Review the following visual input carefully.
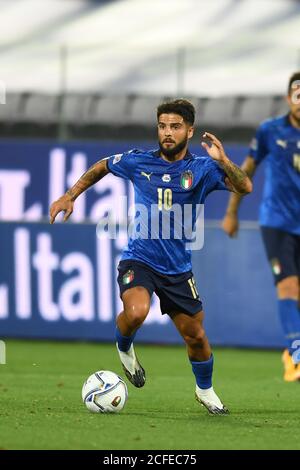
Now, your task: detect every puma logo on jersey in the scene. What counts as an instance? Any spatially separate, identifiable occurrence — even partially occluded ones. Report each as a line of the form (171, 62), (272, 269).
(141, 171), (152, 181)
(276, 139), (287, 149)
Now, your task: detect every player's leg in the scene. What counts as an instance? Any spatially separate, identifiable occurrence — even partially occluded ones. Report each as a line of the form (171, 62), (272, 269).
(171, 310), (228, 415)
(157, 270), (228, 414)
(115, 261), (155, 388)
(170, 309), (211, 361)
(261, 227), (300, 381)
(117, 286), (151, 336)
(277, 276), (300, 381)
(116, 286), (150, 388)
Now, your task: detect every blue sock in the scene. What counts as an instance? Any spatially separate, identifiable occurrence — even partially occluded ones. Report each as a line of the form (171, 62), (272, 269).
(190, 355), (214, 390)
(115, 327), (136, 353)
(278, 299), (300, 356)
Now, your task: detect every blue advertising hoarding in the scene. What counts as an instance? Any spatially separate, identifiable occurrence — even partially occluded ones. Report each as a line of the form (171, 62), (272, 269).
(0, 139), (265, 222)
(0, 220), (282, 347)
(0, 139), (283, 348)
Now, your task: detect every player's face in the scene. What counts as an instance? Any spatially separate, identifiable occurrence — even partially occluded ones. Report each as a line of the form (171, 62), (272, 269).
(158, 113), (194, 158)
(287, 84), (300, 125)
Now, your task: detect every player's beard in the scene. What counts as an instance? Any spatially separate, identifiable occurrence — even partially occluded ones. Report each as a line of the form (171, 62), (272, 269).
(159, 136), (188, 159)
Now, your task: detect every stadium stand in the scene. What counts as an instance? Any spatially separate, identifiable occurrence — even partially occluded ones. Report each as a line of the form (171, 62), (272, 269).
(0, 0), (299, 97)
(0, 92), (289, 141)
(195, 96), (240, 128)
(273, 95), (289, 116)
(60, 93), (93, 127)
(0, 92), (24, 125)
(127, 96), (168, 126)
(22, 93), (60, 125)
(237, 96), (275, 127)
(88, 95), (131, 126)
(0, 0), (298, 140)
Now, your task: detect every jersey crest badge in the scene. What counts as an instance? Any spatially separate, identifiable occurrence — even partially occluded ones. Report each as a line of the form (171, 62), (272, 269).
(162, 174), (171, 182)
(180, 170), (193, 189)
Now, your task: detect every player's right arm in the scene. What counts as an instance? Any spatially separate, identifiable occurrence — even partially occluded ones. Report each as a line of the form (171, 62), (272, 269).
(49, 158), (109, 224)
(221, 156), (257, 237)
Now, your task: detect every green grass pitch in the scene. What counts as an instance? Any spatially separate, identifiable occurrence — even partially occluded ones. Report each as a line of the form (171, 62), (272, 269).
(0, 339), (300, 450)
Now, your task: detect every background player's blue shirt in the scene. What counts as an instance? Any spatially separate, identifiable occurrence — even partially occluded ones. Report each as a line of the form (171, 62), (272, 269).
(107, 148), (228, 274)
(249, 115), (300, 235)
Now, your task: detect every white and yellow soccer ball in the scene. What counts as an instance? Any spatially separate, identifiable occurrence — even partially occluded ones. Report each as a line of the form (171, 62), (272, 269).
(82, 370), (128, 413)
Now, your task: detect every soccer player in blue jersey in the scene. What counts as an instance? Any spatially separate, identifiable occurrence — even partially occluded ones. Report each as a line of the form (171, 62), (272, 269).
(50, 99), (252, 413)
(222, 73), (300, 382)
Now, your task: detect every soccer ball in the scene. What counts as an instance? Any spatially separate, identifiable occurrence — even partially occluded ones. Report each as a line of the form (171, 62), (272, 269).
(82, 370), (128, 413)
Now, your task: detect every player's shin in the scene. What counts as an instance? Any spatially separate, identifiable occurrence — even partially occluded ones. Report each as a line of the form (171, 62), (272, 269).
(190, 354), (214, 389)
(278, 299), (300, 360)
(115, 329), (145, 388)
(115, 312), (137, 352)
(115, 310), (139, 351)
(191, 354), (229, 414)
(115, 326), (136, 353)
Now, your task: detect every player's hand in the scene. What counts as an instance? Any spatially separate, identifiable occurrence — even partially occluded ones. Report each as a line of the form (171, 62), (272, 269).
(221, 213), (239, 237)
(201, 132), (227, 162)
(49, 193), (74, 224)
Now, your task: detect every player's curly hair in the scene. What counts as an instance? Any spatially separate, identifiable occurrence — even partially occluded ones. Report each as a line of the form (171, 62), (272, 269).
(157, 99), (195, 125)
(288, 72), (300, 95)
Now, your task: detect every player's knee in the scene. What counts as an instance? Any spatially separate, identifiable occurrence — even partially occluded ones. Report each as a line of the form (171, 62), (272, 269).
(183, 327), (206, 348)
(277, 277), (299, 299)
(124, 303), (150, 328)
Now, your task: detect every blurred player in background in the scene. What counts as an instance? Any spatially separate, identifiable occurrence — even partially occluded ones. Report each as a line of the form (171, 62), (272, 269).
(50, 99), (252, 414)
(222, 72), (300, 382)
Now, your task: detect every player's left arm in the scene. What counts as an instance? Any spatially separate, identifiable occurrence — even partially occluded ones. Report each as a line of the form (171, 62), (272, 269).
(201, 132), (253, 194)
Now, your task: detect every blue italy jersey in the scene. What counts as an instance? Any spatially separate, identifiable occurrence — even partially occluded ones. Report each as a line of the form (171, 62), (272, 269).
(107, 148), (228, 274)
(249, 115), (300, 235)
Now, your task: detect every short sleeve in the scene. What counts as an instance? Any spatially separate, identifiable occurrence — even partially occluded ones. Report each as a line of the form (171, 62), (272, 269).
(248, 123), (269, 165)
(106, 149), (137, 180)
